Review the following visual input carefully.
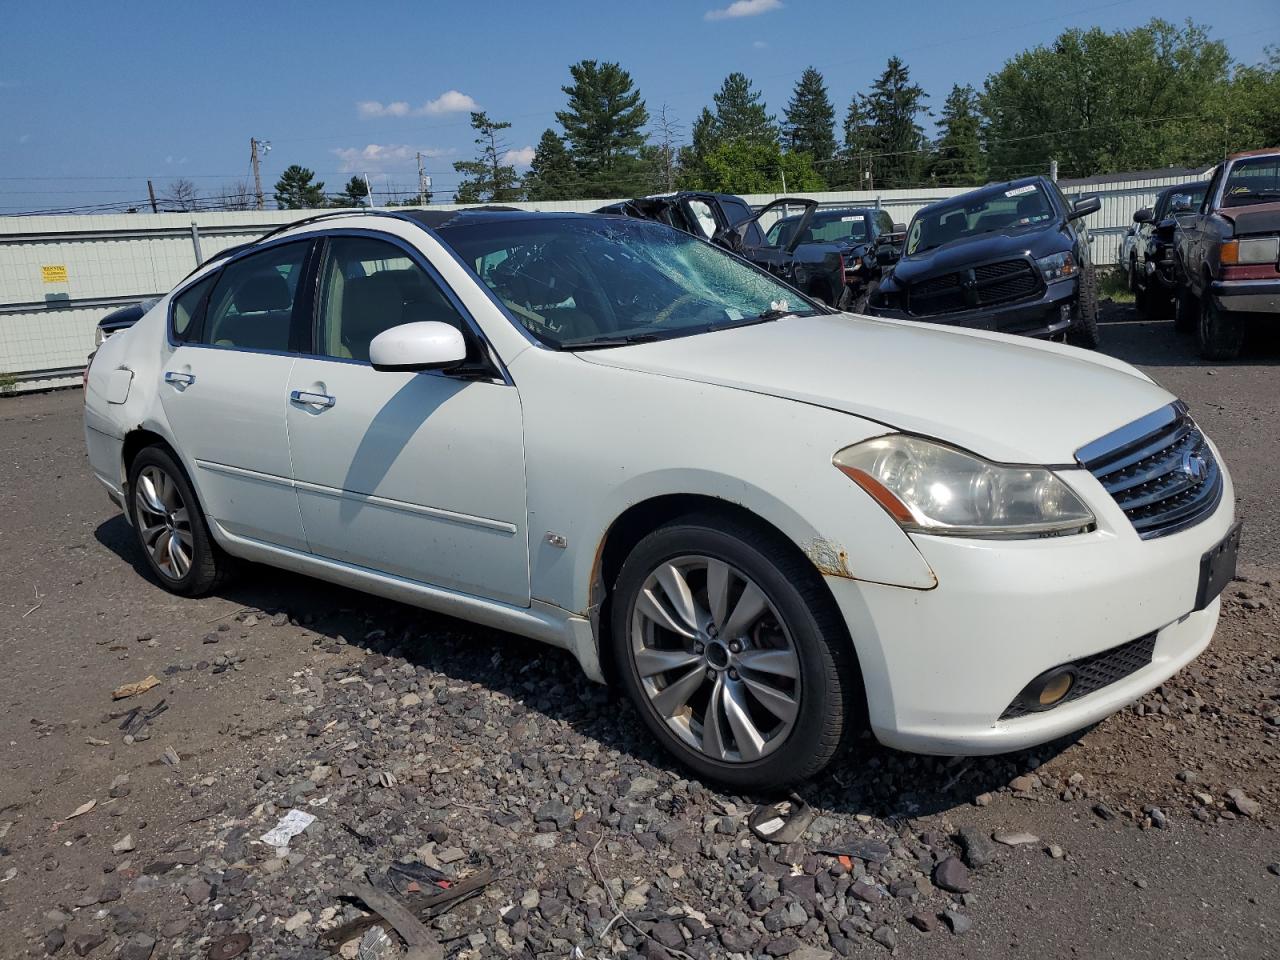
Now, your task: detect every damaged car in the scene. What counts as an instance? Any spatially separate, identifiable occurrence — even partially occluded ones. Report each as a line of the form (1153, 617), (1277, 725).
(870, 175), (1102, 346)
(85, 207), (1237, 787)
(765, 206), (903, 311)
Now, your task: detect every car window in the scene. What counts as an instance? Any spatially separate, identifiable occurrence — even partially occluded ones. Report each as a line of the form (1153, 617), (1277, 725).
(684, 200), (718, 240)
(439, 216), (821, 349)
(1200, 167), (1223, 213)
(1222, 156), (1280, 208)
(906, 183), (1053, 256)
(799, 213), (869, 244)
(766, 217), (797, 247)
(170, 273), (217, 344)
(878, 211), (894, 235)
(719, 197), (765, 247)
(203, 241), (311, 351)
(316, 236), (469, 363)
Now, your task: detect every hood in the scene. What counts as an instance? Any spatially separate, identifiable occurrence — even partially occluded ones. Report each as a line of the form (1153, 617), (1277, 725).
(892, 225), (1065, 282)
(1222, 201), (1280, 237)
(577, 314), (1173, 464)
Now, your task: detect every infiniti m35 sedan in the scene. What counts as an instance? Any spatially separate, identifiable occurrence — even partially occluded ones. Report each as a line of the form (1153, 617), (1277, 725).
(84, 208), (1239, 786)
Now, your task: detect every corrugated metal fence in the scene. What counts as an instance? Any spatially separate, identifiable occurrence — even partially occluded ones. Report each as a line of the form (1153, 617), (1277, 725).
(0, 170), (1207, 389)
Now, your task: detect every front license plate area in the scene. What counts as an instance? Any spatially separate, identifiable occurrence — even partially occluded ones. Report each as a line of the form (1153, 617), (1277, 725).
(1195, 520), (1242, 611)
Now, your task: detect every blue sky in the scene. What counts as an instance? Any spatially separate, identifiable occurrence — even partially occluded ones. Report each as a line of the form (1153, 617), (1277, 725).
(1, 0), (1276, 213)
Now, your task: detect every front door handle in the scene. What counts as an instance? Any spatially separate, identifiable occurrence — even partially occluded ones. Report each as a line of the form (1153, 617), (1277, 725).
(290, 390), (336, 408)
(164, 371), (195, 386)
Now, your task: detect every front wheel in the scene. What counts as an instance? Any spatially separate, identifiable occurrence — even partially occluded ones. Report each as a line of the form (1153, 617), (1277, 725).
(1067, 267), (1101, 349)
(1197, 295), (1245, 361)
(127, 446), (231, 596)
(611, 514), (856, 788)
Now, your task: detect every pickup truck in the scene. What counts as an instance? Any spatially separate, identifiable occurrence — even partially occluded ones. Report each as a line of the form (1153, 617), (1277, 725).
(1127, 180), (1208, 320)
(1170, 148), (1280, 359)
(764, 206), (903, 311)
(596, 193), (853, 307)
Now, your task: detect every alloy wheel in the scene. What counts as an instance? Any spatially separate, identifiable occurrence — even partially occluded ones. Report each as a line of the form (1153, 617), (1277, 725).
(133, 464), (194, 580)
(629, 555), (801, 763)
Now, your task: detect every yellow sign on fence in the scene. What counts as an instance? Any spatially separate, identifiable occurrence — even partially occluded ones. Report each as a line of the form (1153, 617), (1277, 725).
(41, 265), (68, 283)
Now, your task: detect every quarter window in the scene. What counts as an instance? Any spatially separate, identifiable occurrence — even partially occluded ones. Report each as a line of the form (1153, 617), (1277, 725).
(315, 236), (469, 362)
(203, 241), (311, 351)
(170, 273), (216, 343)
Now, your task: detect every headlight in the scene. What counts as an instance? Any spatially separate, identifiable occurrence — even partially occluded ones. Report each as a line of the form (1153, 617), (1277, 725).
(833, 435), (1094, 538)
(1036, 251), (1077, 282)
(1221, 237), (1279, 265)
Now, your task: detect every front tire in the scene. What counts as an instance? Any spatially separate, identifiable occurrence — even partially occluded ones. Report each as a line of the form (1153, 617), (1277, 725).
(610, 514), (856, 788)
(1197, 294), (1245, 361)
(127, 446), (230, 596)
(1067, 266), (1101, 349)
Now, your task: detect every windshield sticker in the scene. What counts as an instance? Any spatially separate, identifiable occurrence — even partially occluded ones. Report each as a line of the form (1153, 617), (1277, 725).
(839, 216), (860, 222)
(1005, 184), (1037, 197)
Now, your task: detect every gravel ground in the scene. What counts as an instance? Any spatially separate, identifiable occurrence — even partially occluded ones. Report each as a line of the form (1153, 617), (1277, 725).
(1, 305), (1276, 960)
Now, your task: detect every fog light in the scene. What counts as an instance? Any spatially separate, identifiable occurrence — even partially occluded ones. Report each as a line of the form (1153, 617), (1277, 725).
(1036, 670), (1074, 706)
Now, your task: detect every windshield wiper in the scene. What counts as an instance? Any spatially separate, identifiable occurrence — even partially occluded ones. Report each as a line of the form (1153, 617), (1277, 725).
(557, 332), (664, 350)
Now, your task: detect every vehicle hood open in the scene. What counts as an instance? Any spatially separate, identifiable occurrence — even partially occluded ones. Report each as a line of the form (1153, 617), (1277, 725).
(577, 313), (1174, 464)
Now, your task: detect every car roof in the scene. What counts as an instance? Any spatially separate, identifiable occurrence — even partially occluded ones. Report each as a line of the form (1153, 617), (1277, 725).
(1225, 148), (1280, 161)
(912, 176), (1047, 219)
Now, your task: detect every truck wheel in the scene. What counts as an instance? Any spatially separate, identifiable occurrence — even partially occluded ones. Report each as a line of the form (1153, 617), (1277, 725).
(1197, 296), (1244, 361)
(611, 513), (857, 788)
(1172, 288), (1196, 332)
(1067, 266), (1101, 349)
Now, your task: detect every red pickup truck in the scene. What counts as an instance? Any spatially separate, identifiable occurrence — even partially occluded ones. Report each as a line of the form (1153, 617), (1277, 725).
(1170, 148), (1280, 360)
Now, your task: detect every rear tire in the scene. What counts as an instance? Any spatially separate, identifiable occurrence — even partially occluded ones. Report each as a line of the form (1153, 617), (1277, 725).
(127, 446), (231, 596)
(1067, 266), (1101, 349)
(1197, 294), (1245, 361)
(610, 513), (857, 788)
(1172, 287), (1196, 333)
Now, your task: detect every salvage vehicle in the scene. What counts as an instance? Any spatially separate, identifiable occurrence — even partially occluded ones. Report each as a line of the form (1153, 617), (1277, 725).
(597, 193), (851, 307)
(869, 175), (1102, 347)
(1170, 149), (1280, 360)
(96, 297), (160, 346)
(1127, 181), (1208, 321)
(764, 206), (903, 311)
(84, 208), (1238, 787)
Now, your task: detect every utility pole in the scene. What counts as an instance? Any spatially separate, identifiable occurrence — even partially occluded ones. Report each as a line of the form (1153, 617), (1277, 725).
(250, 137), (270, 210)
(416, 151), (431, 206)
(1049, 158), (1059, 182)
(363, 174), (375, 209)
(147, 179), (158, 214)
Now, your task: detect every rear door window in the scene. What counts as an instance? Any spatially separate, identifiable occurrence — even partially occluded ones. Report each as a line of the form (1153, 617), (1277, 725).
(203, 241), (312, 351)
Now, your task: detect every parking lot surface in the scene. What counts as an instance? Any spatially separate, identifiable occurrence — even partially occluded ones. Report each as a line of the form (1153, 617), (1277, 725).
(1, 306), (1276, 959)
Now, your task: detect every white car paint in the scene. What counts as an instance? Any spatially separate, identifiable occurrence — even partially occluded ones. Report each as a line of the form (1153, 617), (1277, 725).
(84, 212), (1234, 757)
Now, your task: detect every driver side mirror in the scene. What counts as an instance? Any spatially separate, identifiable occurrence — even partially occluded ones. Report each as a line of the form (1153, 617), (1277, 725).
(876, 245), (901, 267)
(892, 222), (906, 234)
(1132, 207), (1153, 224)
(1068, 196), (1101, 220)
(1169, 194), (1192, 214)
(369, 321), (468, 372)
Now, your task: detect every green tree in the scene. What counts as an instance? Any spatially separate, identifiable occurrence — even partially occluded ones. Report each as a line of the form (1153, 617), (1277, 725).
(453, 112), (521, 204)
(929, 84), (984, 185)
(555, 59), (650, 197)
(700, 140), (824, 195)
(711, 72), (777, 146)
(273, 165), (325, 209)
(1221, 47), (1280, 154)
(333, 175), (370, 207)
(835, 95), (875, 190)
(859, 56), (930, 188)
(784, 67), (836, 165)
(982, 19), (1232, 179)
(676, 106), (719, 188)
(523, 129), (578, 201)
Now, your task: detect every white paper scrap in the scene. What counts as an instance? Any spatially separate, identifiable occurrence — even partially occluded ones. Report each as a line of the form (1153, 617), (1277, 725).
(259, 809), (316, 848)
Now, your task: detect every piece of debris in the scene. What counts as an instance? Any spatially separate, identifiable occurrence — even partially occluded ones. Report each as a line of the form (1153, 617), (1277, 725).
(112, 834), (135, 855)
(161, 746), (182, 768)
(1226, 788), (1262, 818)
(356, 926), (396, 960)
(748, 794), (814, 844)
(112, 675), (161, 700)
(816, 836), (892, 863)
(66, 799), (96, 820)
(992, 830), (1039, 846)
(260, 809), (316, 849)
(207, 932), (251, 960)
(346, 882), (443, 960)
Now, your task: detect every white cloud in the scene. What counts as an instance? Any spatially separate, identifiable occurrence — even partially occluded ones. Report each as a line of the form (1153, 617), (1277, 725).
(502, 145), (536, 168)
(332, 143), (450, 173)
(752, 39), (768, 48)
(421, 90), (478, 115)
(357, 90), (479, 118)
(705, 0), (781, 20)
(17, 133), (31, 143)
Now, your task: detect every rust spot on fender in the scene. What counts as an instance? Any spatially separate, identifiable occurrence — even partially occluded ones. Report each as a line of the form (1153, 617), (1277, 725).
(805, 538), (855, 579)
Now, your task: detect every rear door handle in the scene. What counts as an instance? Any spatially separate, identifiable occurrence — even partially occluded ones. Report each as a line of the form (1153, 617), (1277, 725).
(290, 390), (336, 408)
(164, 371), (195, 386)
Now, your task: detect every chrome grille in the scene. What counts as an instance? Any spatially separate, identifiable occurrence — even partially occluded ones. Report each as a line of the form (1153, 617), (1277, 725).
(1076, 402), (1222, 539)
(999, 632), (1157, 720)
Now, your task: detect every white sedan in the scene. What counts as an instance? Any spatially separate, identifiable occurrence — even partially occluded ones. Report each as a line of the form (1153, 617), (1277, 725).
(84, 209), (1239, 787)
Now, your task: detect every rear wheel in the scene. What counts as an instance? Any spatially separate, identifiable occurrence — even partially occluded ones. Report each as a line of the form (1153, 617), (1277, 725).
(1197, 294), (1245, 361)
(1067, 266), (1101, 349)
(1172, 287), (1196, 333)
(611, 514), (856, 788)
(127, 446), (231, 596)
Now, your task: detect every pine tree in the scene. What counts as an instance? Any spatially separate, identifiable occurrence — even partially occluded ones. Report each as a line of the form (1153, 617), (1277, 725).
(523, 129), (578, 201)
(711, 72), (777, 146)
(334, 175), (370, 207)
(555, 60), (649, 197)
(273, 165), (325, 209)
(837, 95), (875, 189)
(452, 112), (521, 204)
(930, 84), (984, 185)
(860, 56), (930, 189)
(784, 67), (836, 164)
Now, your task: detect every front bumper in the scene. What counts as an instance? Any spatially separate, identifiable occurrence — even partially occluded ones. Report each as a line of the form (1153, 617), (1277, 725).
(826, 466), (1235, 756)
(1210, 278), (1280, 315)
(872, 276), (1077, 338)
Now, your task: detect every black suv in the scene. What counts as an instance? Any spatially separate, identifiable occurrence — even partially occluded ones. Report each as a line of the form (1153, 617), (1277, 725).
(869, 175), (1102, 346)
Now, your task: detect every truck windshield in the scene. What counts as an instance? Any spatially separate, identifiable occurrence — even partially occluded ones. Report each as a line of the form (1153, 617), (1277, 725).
(438, 216), (821, 349)
(1222, 156), (1280, 208)
(906, 183), (1053, 255)
(768, 211), (870, 247)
